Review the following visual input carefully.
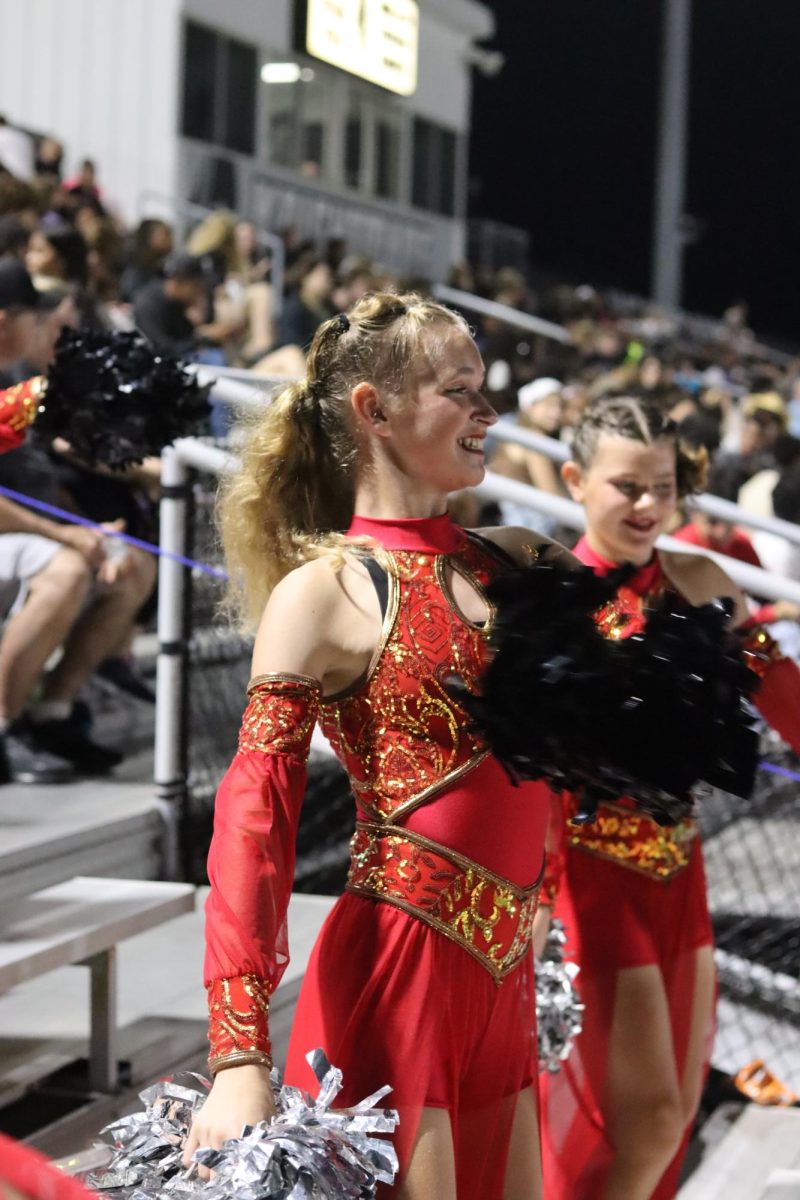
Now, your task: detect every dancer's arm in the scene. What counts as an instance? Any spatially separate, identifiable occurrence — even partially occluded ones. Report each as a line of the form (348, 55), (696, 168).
(184, 560), (349, 1170)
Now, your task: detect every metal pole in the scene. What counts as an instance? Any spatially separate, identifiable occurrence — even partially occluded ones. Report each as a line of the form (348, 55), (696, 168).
(154, 446), (190, 880)
(651, 0), (692, 308)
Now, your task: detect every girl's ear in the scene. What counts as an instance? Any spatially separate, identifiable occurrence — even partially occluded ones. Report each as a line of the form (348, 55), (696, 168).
(350, 381), (390, 438)
(561, 459), (586, 502)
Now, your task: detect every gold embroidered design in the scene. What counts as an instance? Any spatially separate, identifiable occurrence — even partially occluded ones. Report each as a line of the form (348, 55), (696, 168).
(347, 822), (540, 983)
(239, 673), (321, 756)
(1, 376), (45, 433)
(319, 538), (502, 823)
(568, 802), (697, 879)
(741, 625), (784, 679)
(207, 973), (272, 1073)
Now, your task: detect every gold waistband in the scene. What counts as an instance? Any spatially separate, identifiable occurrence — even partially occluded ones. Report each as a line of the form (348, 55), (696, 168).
(569, 803), (698, 880)
(346, 822), (540, 983)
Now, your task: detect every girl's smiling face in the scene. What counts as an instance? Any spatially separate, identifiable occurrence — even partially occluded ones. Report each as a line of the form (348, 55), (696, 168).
(563, 433), (679, 565)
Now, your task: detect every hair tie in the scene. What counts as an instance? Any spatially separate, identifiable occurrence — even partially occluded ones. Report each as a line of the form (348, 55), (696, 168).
(335, 313), (350, 334)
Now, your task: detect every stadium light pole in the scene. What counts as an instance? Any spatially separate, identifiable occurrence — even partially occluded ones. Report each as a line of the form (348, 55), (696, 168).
(651, 0), (692, 309)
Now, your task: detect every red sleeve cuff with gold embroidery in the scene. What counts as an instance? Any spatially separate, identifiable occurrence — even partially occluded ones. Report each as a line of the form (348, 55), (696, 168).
(207, 974), (273, 1075)
(740, 625), (784, 680)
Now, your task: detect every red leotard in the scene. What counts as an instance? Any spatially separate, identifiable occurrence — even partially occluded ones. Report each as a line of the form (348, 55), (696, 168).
(541, 536), (800, 1200)
(204, 514), (550, 1198)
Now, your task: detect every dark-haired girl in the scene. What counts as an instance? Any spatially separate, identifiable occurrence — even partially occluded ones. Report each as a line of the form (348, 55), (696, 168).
(183, 292), (579, 1198)
(539, 395), (800, 1200)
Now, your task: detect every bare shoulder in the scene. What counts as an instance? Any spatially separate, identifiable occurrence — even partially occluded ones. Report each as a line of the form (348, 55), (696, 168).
(474, 525), (580, 569)
(251, 555), (350, 681)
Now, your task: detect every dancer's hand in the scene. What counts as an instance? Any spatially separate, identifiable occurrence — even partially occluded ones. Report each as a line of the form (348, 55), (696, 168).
(182, 1064), (276, 1180)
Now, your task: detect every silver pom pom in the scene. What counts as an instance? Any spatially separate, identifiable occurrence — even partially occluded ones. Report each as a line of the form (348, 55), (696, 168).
(84, 1051), (398, 1199)
(537, 919), (585, 1074)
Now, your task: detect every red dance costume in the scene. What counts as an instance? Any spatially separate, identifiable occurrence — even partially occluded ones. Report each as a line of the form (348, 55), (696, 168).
(0, 1131), (93, 1200)
(204, 514), (550, 1198)
(541, 537), (800, 1200)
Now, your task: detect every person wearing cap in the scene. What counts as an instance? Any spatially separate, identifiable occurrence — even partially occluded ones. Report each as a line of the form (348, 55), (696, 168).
(489, 376), (569, 535)
(0, 261), (153, 784)
(712, 389), (788, 501)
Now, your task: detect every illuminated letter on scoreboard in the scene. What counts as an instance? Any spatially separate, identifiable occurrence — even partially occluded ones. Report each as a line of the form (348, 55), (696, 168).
(304, 0), (419, 96)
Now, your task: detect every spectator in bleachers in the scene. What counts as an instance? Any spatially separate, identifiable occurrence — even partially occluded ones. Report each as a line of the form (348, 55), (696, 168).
(0, 173), (39, 227)
(0, 261), (153, 781)
(0, 214), (30, 262)
(713, 390), (788, 498)
(275, 257), (334, 351)
(490, 376), (569, 535)
(738, 432), (800, 520)
(235, 220), (271, 284)
(26, 220), (88, 293)
(133, 253), (208, 356)
(61, 157), (105, 215)
(33, 135), (63, 184)
(119, 218), (174, 303)
(0, 115), (34, 180)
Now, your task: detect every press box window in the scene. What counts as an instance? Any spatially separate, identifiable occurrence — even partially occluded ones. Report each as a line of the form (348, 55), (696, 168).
(412, 118), (458, 216)
(181, 21), (257, 156)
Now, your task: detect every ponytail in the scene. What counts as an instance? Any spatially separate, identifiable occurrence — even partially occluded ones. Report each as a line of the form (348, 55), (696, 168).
(218, 377), (355, 625)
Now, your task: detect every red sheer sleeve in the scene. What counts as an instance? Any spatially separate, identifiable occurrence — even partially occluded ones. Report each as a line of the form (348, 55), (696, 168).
(539, 789), (567, 909)
(0, 379), (44, 454)
(203, 673), (321, 1074)
(741, 627), (800, 754)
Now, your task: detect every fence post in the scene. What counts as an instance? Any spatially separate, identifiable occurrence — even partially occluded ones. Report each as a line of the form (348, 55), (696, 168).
(155, 445), (190, 880)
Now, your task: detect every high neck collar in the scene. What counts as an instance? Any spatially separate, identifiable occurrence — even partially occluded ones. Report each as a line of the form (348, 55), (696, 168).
(347, 512), (464, 554)
(574, 535), (663, 595)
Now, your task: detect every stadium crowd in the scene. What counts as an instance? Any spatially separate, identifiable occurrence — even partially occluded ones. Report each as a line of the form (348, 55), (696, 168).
(1, 116), (800, 786)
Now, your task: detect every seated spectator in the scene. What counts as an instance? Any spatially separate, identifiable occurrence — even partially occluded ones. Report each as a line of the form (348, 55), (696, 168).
(119, 217), (173, 303)
(0, 261), (156, 782)
(0, 214), (30, 261)
(489, 376), (569, 536)
(739, 432), (800, 519)
(0, 115), (34, 179)
(714, 390), (788, 496)
(275, 258), (334, 351)
(33, 135), (64, 184)
(235, 220), (271, 284)
(674, 468), (800, 631)
(61, 157), (105, 214)
(133, 254), (207, 356)
(0, 172), (39, 227)
(25, 220), (88, 293)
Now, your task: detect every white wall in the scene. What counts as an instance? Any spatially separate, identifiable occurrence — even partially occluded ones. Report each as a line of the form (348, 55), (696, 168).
(182, 0), (293, 51)
(0, 0), (182, 223)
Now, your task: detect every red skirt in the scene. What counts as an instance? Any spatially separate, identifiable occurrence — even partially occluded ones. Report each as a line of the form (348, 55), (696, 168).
(285, 891), (538, 1199)
(541, 838), (715, 1199)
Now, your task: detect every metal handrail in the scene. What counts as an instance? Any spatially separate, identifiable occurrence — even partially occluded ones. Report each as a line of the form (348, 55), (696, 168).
(433, 284), (573, 344)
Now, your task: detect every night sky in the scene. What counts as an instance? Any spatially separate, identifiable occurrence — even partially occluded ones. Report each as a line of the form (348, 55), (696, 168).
(469, 0), (800, 345)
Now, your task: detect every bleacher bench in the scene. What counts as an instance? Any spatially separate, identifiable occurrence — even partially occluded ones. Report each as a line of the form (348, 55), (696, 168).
(0, 876), (195, 1093)
(679, 1106), (800, 1199)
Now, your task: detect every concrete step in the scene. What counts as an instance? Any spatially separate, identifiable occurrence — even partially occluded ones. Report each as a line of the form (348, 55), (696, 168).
(679, 1106), (800, 1199)
(0, 777), (164, 905)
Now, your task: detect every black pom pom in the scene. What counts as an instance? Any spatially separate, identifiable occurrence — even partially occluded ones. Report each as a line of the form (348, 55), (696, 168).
(35, 328), (211, 468)
(450, 563), (759, 824)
